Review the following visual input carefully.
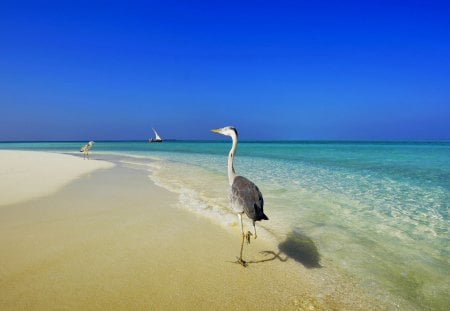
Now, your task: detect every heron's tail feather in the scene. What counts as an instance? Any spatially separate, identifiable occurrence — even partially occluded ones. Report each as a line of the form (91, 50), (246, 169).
(262, 213), (269, 220)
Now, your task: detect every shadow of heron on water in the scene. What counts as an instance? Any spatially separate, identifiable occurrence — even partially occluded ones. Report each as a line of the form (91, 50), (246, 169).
(278, 230), (322, 268)
(230, 230), (321, 268)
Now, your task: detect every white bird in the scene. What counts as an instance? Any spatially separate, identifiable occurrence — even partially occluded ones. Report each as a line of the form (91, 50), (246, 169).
(211, 126), (268, 266)
(80, 141), (95, 159)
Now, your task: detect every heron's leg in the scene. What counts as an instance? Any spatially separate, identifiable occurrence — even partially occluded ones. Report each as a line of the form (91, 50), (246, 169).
(237, 230), (247, 267)
(239, 232), (244, 260)
(235, 213), (248, 267)
(238, 214), (244, 237)
(253, 221), (257, 239)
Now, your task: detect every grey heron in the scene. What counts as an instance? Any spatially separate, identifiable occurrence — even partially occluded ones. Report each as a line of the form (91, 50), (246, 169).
(80, 141), (95, 159)
(211, 126), (268, 266)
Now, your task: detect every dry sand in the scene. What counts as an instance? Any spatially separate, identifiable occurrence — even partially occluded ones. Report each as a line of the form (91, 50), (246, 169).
(0, 150), (114, 206)
(0, 151), (383, 310)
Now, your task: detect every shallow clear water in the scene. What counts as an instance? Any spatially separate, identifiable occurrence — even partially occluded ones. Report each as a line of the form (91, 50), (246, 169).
(2, 140), (449, 309)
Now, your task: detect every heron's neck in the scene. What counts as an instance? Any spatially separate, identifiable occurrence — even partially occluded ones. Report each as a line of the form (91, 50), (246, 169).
(228, 133), (237, 185)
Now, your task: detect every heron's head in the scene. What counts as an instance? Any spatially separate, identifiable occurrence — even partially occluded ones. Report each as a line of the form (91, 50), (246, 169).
(211, 126), (238, 138)
(88, 141), (95, 146)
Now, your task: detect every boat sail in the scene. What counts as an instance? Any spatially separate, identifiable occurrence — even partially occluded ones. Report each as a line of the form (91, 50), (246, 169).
(149, 128), (163, 142)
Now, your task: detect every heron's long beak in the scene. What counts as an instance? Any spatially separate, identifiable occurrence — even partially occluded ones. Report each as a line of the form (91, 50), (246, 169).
(211, 128), (221, 133)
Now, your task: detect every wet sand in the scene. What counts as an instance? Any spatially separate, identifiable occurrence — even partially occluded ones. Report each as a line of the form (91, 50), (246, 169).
(0, 152), (388, 310)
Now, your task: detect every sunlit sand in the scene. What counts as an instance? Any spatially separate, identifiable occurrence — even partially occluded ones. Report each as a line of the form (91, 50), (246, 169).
(0, 150), (114, 206)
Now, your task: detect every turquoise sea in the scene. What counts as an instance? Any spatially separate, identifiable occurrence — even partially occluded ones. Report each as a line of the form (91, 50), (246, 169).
(1, 140), (449, 309)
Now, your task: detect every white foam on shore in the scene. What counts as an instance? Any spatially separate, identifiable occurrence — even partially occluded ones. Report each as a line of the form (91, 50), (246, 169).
(0, 150), (115, 206)
(119, 157), (275, 241)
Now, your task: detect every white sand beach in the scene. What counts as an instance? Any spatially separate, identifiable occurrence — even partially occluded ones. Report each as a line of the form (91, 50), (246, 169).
(0, 151), (392, 310)
(0, 150), (114, 206)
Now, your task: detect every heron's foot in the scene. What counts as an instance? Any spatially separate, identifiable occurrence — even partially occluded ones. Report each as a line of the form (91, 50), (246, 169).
(245, 231), (253, 244)
(235, 257), (248, 267)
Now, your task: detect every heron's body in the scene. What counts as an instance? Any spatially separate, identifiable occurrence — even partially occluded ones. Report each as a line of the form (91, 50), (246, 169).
(80, 141), (95, 159)
(211, 126), (268, 265)
(231, 175), (267, 224)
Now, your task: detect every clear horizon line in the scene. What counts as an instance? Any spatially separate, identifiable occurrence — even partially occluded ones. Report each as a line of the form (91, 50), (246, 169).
(1, 138), (449, 143)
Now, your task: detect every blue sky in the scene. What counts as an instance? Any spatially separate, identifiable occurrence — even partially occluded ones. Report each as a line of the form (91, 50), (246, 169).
(1, 1), (449, 140)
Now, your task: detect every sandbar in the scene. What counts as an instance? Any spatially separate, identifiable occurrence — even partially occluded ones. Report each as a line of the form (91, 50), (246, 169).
(0, 150), (114, 206)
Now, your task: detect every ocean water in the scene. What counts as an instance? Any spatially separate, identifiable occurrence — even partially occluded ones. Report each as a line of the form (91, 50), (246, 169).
(1, 140), (449, 309)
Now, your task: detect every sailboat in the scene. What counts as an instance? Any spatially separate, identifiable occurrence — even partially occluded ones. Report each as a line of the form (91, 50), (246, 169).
(149, 128), (163, 142)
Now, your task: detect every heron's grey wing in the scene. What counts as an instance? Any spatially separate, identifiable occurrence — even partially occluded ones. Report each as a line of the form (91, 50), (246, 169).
(231, 176), (266, 221)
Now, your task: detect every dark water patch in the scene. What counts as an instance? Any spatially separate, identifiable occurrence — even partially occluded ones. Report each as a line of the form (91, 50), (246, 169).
(278, 230), (321, 268)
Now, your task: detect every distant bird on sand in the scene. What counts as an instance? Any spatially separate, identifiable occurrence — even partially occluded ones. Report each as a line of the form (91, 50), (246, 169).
(80, 141), (95, 159)
(211, 126), (268, 266)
